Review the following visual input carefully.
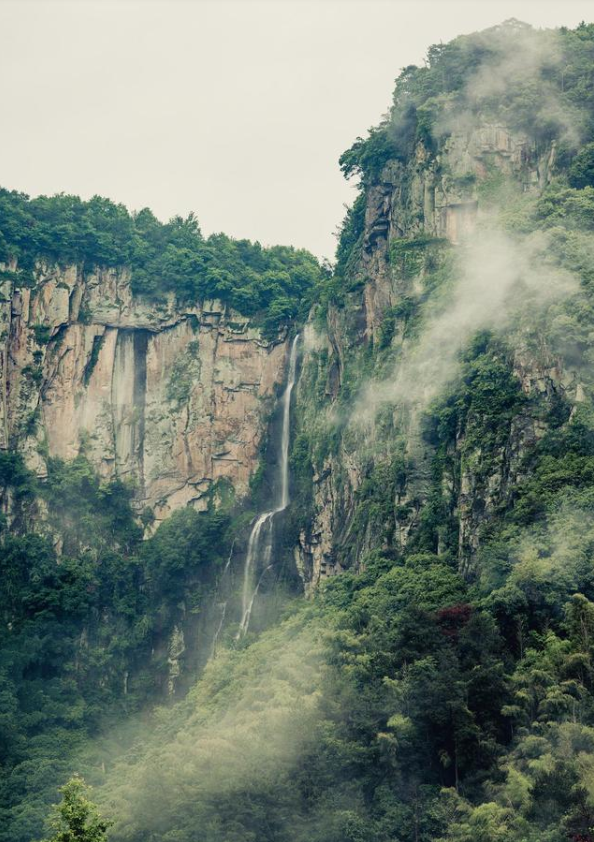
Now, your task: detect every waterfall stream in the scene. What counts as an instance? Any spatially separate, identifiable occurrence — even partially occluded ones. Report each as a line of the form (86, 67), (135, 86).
(237, 333), (300, 637)
(210, 540), (235, 658)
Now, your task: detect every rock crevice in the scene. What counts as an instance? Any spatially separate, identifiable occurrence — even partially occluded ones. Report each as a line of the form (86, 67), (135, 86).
(0, 264), (288, 521)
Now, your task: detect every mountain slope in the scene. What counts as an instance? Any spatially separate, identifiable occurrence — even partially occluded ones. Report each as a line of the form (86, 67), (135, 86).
(4, 18), (594, 842)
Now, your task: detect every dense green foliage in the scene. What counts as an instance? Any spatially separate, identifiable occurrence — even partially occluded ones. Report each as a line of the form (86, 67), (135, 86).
(73, 346), (594, 841)
(569, 143), (594, 190)
(0, 189), (322, 335)
(41, 776), (111, 842)
(6, 17), (594, 842)
(52, 485), (594, 842)
(0, 455), (233, 842)
(340, 21), (594, 185)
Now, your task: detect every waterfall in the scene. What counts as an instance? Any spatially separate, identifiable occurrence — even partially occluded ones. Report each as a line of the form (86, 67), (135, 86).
(237, 333), (300, 637)
(210, 540), (236, 658)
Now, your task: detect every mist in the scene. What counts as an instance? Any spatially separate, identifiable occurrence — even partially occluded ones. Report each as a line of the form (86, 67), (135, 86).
(4, 10), (594, 842)
(95, 610), (326, 840)
(435, 22), (583, 147)
(352, 21), (590, 425)
(356, 226), (577, 423)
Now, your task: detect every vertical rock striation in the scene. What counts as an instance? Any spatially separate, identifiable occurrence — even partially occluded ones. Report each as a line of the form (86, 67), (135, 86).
(0, 263), (289, 520)
(294, 122), (581, 587)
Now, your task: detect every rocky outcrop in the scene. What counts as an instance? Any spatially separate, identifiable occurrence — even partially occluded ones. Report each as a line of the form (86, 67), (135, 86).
(455, 348), (582, 575)
(0, 263), (288, 521)
(295, 122), (572, 585)
(358, 123), (556, 341)
(294, 458), (342, 596)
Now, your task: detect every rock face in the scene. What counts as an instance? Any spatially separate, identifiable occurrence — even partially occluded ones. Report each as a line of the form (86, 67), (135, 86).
(0, 263), (288, 520)
(294, 122), (576, 589)
(359, 123), (556, 341)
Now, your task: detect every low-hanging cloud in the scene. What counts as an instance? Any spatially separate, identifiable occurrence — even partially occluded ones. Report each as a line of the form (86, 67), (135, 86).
(355, 227), (577, 423)
(435, 21), (583, 148)
(95, 612), (325, 841)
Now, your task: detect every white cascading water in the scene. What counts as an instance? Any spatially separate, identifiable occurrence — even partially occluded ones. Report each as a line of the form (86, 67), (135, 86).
(236, 333), (300, 637)
(210, 540), (235, 657)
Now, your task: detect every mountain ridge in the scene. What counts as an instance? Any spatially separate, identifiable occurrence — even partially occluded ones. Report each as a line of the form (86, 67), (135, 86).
(4, 18), (594, 842)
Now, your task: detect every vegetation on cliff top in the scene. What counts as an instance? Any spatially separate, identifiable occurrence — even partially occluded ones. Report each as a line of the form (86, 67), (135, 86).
(0, 189), (323, 335)
(340, 20), (594, 185)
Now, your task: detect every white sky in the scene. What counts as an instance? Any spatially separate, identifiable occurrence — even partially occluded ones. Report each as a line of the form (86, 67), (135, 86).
(1, 0), (593, 261)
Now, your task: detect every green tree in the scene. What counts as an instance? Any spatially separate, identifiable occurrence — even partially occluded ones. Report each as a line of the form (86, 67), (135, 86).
(568, 143), (594, 189)
(41, 776), (111, 842)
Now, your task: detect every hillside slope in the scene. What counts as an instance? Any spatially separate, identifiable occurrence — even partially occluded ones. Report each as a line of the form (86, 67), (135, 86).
(4, 18), (594, 842)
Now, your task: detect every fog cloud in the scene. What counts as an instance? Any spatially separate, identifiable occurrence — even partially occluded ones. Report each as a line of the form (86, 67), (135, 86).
(356, 227), (577, 423)
(436, 22), (582, 147)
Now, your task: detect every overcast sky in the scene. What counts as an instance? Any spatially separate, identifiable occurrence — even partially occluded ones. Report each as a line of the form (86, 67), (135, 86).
(1, 0), (593, 260)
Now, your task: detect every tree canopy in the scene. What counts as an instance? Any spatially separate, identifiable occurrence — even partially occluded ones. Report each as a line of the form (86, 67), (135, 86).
(40, 776), (111, 842)
(0, 189), (322, 336)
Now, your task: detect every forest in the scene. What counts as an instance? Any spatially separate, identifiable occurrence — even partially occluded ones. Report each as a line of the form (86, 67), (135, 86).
(3, 18), (594, 842)
(0, 189), (323, 336)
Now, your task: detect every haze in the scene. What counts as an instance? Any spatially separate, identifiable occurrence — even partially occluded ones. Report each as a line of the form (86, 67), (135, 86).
(1, 0), (592, 260)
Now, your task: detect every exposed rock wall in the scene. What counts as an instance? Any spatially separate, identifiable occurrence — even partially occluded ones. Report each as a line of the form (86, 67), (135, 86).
(0, 263), (288, 520)
(295, 122), (574, 588)
(360, 123), (556, 340)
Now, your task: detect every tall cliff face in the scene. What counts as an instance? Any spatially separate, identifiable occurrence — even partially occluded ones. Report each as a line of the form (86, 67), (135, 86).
(359, 124), (556, 338)
(7, 22), (594, 842)
(0, 263), (288, 521)
(293, 119), (586, 589)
